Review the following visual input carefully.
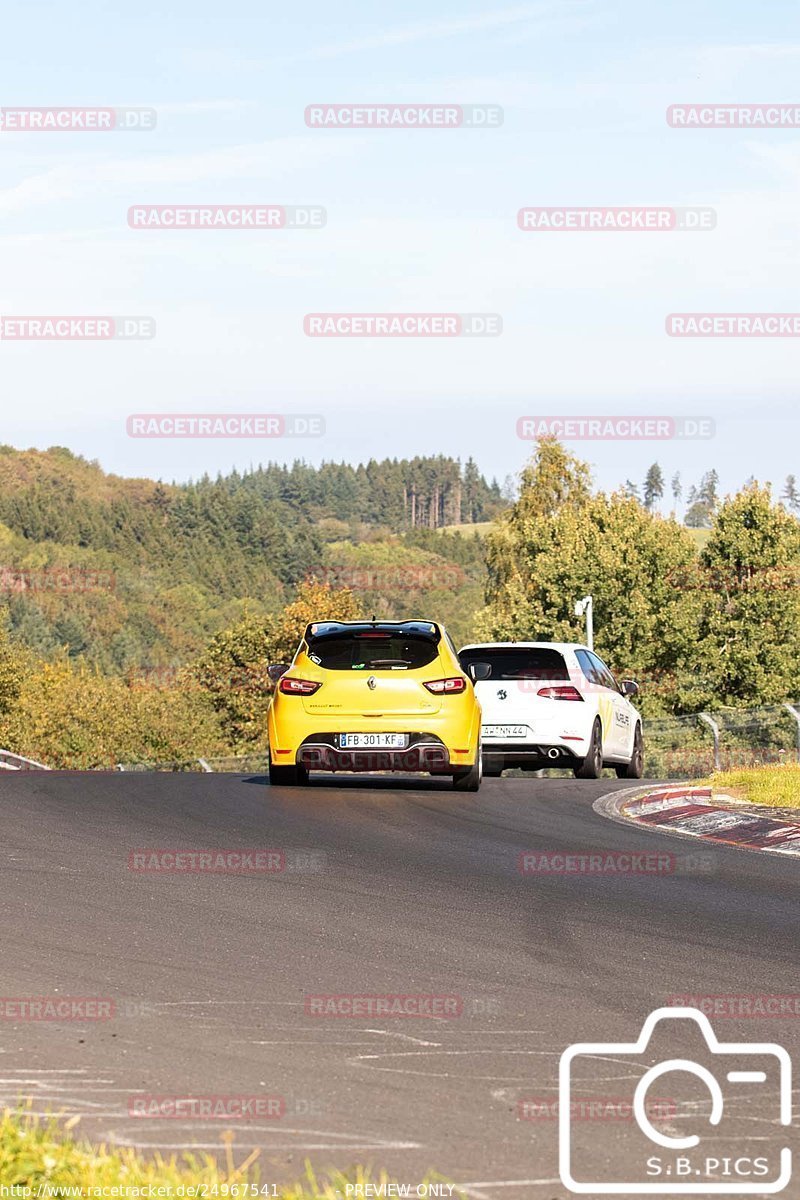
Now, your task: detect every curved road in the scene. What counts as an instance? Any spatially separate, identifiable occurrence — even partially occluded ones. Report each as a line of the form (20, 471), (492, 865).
(1, 772), (798, 1195)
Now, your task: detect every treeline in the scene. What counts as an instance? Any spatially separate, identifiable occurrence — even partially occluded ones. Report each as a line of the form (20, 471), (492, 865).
(0, 446), (497, 671)
(481, 440), (800, 715)
(627, 462), (800, 528)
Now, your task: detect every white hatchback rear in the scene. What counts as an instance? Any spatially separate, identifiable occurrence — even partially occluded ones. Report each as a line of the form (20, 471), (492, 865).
(458, 642), (643, 779)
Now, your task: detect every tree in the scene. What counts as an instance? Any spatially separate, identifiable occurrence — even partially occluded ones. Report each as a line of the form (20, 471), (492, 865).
(782, 474), (800, 512)
(694, 485), (800, 706)
(192, 580), (363, 746)
(671, 473), (682, 504)
(643, 463), (665, 511)
(684, 471), (719, 528)
(0, 623), (26, 720)
(623, 480), (641, 501)
(478, 444), (700, 711)
(479, 439), (591, 636)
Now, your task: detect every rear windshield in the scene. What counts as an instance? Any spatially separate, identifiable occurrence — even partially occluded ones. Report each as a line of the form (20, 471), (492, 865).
(307, 631), (440, 671)
(458, 647), (569, 680)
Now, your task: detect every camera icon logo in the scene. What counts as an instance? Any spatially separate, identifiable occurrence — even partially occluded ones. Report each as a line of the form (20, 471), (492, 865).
(559, 1006), (792, 1194)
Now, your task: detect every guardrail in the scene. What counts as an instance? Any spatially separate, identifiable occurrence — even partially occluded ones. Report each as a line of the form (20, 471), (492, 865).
(115, 753), (270, 773)
(9, 703), (800, 778)
(0, 749), (52, 771)
(645, 703), (800, 778)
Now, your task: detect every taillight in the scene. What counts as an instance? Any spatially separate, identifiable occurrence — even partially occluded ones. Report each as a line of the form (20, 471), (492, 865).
(279, 677), (321, 695)
(537, 685), (584, 701)
(424, 677), (467, 694)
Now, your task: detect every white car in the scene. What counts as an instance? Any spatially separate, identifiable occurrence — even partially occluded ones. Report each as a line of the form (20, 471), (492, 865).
(458, 641), (643, 779)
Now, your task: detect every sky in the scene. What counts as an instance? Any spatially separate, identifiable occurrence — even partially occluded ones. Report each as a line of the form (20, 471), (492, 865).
(2, 0), (800, 503)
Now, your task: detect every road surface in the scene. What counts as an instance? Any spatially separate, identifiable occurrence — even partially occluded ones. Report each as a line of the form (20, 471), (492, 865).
(0, 772), (797, 1196)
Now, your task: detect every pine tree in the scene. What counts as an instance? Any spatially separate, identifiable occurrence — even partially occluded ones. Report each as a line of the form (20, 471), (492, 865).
(643, 463), (665, 511)
(782, 474), (800, 512)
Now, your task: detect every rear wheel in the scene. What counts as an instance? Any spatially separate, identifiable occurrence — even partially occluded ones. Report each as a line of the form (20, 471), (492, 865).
(573, 720), (603, 779)
(483, 758), (504, 778)
(616, 724), (644, 779)
(268, 762), (308, 786)
(453, 744), (483, 791)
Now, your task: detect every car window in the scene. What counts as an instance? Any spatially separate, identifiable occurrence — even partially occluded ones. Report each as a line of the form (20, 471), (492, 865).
(306, 631), (439, 671)
(588, 651), (619, 692)
(458, 648), (569, 680)
(574, 649), (600, 685)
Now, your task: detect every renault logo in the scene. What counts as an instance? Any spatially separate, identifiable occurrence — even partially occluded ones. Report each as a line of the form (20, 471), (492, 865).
(367, 676), (377, 690)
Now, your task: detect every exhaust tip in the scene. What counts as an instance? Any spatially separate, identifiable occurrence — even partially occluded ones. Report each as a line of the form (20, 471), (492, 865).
(547, 747), (560, 759)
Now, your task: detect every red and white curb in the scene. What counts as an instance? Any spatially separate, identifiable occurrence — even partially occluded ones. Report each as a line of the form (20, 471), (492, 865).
(594, 784), (800, 857)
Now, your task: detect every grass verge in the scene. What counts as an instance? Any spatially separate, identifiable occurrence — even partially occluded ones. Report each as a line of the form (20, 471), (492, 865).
(0, 1106), (452, 1197)
(709, 764), (800, 809)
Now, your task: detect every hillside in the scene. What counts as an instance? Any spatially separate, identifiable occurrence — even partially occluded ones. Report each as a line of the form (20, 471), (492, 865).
(0, 447), (501, 669)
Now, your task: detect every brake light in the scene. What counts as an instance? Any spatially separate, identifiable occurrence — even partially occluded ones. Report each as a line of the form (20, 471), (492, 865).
(424, 677), (467, 694)
(537, 685), (584, 701)
(279, 677), (322, 695)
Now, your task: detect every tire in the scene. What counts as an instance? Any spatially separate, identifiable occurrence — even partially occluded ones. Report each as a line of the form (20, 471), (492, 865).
(453, 744), (483, 791)
(573, 720), (603, 779)
(616, 724), (644, 779)
(483, 759), (504, 778)
(268, 762), (308, 786)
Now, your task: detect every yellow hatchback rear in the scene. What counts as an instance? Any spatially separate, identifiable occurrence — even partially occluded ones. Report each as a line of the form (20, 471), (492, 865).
(268, 620), (482, 790)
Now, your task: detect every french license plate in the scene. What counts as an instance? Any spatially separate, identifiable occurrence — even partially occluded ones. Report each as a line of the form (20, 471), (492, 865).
(339, 732), (409, 749)
(482, 724), (530, 740)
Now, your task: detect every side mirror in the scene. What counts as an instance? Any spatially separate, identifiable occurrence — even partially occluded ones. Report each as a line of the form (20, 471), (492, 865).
(467, 662), (492, 681)
(268, 663), (291, 683)
(621, 679), (639, 698)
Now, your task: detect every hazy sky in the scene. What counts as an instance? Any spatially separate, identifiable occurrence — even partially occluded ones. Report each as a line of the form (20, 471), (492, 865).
(2, 0), (800, 501)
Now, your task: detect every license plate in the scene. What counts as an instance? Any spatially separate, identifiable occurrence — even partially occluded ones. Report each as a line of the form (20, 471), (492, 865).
(339, 733), (409, 749)
(482, 724), (530, 740)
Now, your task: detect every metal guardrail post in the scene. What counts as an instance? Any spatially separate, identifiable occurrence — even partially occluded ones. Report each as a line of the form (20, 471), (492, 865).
(697, 713), (721, 771)
(783, 703), (800, 759)
(197, 758), (213, 773)
(0, 749), (52, 771)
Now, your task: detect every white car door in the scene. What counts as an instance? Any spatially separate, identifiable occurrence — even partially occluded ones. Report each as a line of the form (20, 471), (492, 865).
(588, 651), (633, 759)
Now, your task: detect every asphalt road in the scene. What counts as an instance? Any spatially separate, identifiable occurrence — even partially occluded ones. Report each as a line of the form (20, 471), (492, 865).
(1, 772), (798, 1197)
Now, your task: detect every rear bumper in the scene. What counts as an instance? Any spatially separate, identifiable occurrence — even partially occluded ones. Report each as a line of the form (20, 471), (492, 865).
(483, 740), (584, 769)
(297, 733), (453, 774)
(268, 707), (480, 772)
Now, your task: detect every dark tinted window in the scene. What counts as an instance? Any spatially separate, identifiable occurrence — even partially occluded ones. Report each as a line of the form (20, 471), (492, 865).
(307, 632), (439, 671)
(575, 649), (600, 684)
(458, 647), (569, 680)
(588, 651), (619, 691)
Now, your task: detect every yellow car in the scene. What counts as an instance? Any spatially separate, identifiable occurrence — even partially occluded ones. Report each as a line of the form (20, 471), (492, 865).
(267, 620), (482, 790)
